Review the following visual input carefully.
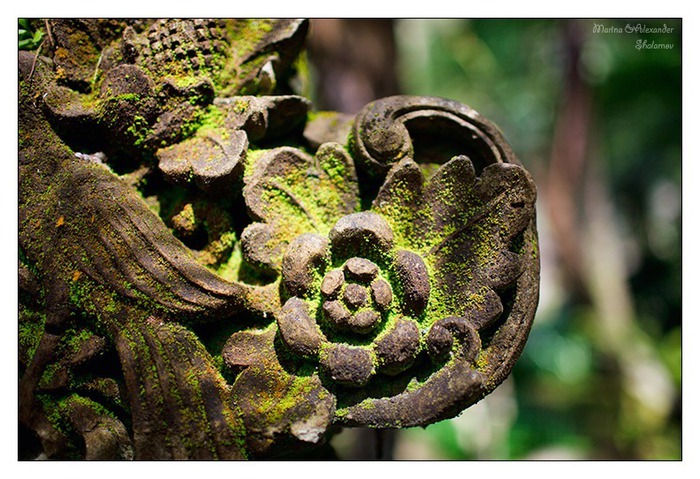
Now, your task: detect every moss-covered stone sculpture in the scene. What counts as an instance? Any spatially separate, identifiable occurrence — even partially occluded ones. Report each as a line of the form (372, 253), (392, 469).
(19, 19), (539, 460)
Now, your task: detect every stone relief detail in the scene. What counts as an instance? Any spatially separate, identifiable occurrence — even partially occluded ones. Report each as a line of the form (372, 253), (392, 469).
(19, 19), (540, 460)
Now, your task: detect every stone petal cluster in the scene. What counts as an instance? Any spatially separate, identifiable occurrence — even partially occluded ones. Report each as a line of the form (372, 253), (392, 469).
(276, 211), (428, 387)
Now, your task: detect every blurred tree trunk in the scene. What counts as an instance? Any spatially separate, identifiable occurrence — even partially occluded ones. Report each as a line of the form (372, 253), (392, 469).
(307, 19), (399, 114)
(546, 20), (675, 458)
(546, 20), (593, 304)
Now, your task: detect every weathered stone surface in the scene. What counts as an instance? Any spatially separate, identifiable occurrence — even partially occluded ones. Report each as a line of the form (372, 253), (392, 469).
(48, 19), (143, 89)
(352, 95), (517, 176)
(348, 309), (381, 335)
(19, 19), (312, 460)
(344, 257), (379, 282)
(157, 130), (248, 194)
(214, 95), (311, 143)
(100, 64), (154, 98)
(320, 269), (344, 298)
(394, 250), (431, 315)
(64, 396), (134, 460)
(278, 297), (324, 357)
(20, 19), (539, 458)
(224, 329), (335, 459)
(329, 211), (394, 256)
(426, 322), (454, 359)
(321, 344), (374, 387)
(241, 222), (280, 273)
(426, 316), (481, 364)
(375, 318), (420, 375)
(372, 158), (426, 233)
(281, 234), (329, 297)
(343, 283), (369, 310)
(370, 279), (393, 311)
(243, 144), (359, 272)
(303, 111), (355, 150)
(322, 300), (351, 329)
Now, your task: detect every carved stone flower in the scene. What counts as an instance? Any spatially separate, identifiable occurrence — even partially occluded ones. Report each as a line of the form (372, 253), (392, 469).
(276, 211), (430, 387)
(225, 95), (539, 430)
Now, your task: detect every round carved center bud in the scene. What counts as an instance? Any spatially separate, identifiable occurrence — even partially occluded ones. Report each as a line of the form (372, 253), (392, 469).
(320, 269), (344, 298)
(343, 283), (369, 310)
(319, 257), (392, 335)
(344, 257), (379, 282)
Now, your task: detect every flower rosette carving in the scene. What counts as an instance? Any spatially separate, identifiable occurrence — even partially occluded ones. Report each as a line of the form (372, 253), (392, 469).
(278, 211), (429, 388)
(224, 95), (539, 431)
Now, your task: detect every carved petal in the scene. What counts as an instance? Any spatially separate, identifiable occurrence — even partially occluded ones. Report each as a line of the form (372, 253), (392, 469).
(320, 344), (375, 387)
(424, 155), (477, 231)
(278, 297), (326, 357)
(424, 161), (537, 327)
(328, 211), (394, 259)
(344, 257), (379, 282)
(223, 326), (336, 458)
(240, 222), (281, 273)
(371, 158), (428, 248)
(374, 318), (421, 375)
(281, 233), (330, 297)
(158, 130), (248, 194)
(370, 278), (393, 311)
(320, 269), (344, 298)
(393, 249), (431, 316)
(243, 144), (358, 269)
(348, 309), (381, 334)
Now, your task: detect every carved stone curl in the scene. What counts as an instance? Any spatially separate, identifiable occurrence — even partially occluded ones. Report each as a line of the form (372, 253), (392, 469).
(19, 19), (539, 460)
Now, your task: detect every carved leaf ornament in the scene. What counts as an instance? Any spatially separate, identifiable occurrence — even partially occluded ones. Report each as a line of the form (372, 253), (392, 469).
(19, 19), (539, 459)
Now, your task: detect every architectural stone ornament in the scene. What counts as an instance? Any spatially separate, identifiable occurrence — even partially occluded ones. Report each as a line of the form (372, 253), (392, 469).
(19, 19), (539, 460)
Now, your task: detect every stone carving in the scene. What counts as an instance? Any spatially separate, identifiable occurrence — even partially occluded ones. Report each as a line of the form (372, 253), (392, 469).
(19, 19), (539, 460)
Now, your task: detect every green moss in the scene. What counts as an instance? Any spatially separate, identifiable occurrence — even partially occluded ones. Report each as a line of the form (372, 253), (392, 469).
(19, 305), (45, 364)
(38, 391), (121, 459)
(252, 146), (360, 260)
(38, 393), (71, 436)
(218, 20), (277, 95)
(179, 104), (227, 140)
(335, 407), (348, 419)
(256, 373), (319, 426)
(126, 115), (152, 146)
(216, 243), (244, 282)
(197, 106), (226, 136)
(68, 393), (118, 420)
(64, 328), (97, 356)
(115, 92), (141, 103)
(38, 362), (64, 389)
(475, 350), (489, 371)
(359, 398), (376, 410)
(405, 377), (421, 392)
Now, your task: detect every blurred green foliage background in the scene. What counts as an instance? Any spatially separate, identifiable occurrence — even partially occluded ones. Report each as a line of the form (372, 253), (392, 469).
(309, 19), (681, 460)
